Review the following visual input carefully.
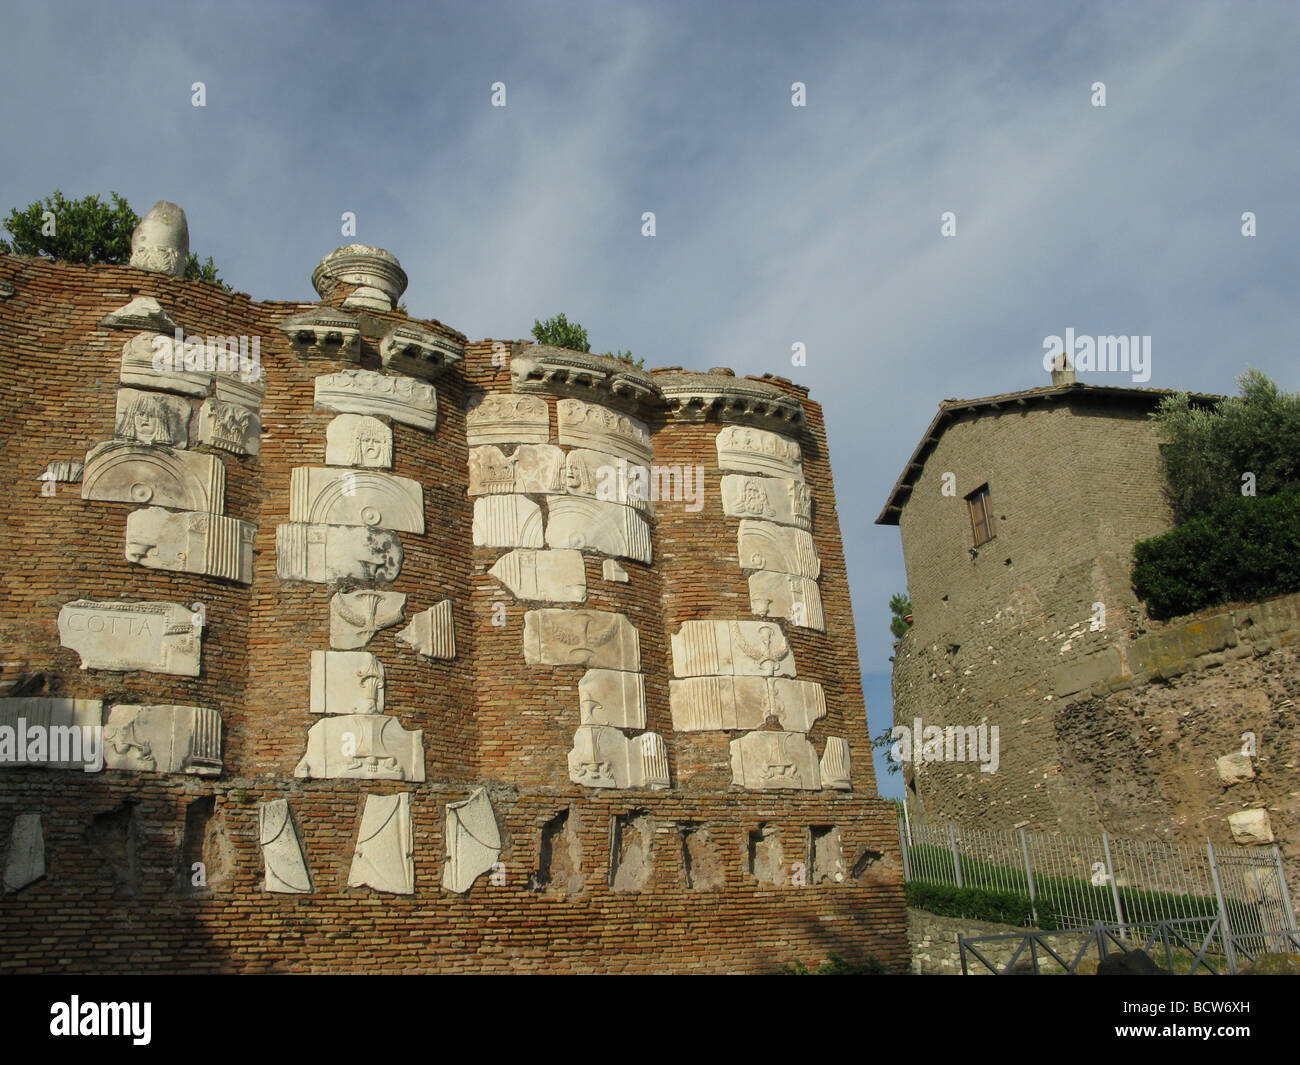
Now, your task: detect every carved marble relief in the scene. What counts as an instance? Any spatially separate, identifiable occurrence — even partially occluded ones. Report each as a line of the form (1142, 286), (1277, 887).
(125, 507), (256, 584)
(39, 460), (83, 484)
(197, 397), (261, 456)
(442, 788), (501, 894)
(467, 444), (564, 495)
(279, 306), (362, 359)
(720, 474), (811, 529)
(567, 725), (669, 790)
(544, 496), (652, 563)
(472, 495), (544, 548)
(553, 448), (654, 514)
(820, 737), (852, 790)
(748, 571), (826, 631)
(489, 549), (586, 603)
(295, 715), (424, 781)
(465, 393), (549, 445)
(578, 669), (646, 730)
(380, 324), (464, 380)
(2, 814), (45, 894)
(395, 600), (456, 660)
(103, 704), (222, 776)
(315, 370), (438, 432)
(556, 398), (652, 465)
(129, 201), (188, 276)
(325, 415), (392, 469)
(290, 467), (425, 533)
(715, 425), (804, 480)
(330, 590), (406, 649)
(348, 793), (415, 894)
(729, 731), (821, 791)
(114, 389), (190, 448)
(258, 799), (312, 894)
(737, 520), (820, 579)
(82, 441), (225, 514)
(309, 651), (385, 715)
(670, 620), (796, 678)
(523, 609), (640, 671)
(100, 296), (177, 333)
(58, 600), (201, 676)
(120, 331), (212, 396)
(669, 677), (826, 733)
(602, 559), (629, 582)
(276, 523), (403, 583)
(0, 698), (103, 769)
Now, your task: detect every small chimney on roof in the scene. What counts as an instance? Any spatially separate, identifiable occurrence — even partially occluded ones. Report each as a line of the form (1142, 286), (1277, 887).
(1050, 351), (1077, 387)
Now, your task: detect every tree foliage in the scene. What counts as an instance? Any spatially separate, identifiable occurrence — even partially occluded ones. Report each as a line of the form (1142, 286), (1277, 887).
(531, 313), (643, 367)
(888, 592), (912, 639)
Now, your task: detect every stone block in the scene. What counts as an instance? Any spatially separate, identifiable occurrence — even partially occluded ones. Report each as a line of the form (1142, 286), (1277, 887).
(472, 495), (544, 548)
(669, 677), (825, 732)
(310, 651), (385, 715)
(729, 731), (821, 791)
(103, 704), (222, 776)
(715, 425), (803, 480)
(325, 415), (392, 468)
(100, 296), (177, 333)
(58, 599), (201, 676)
(125, 507), (256, 584)
(442, 788), (501, 894)
(556, 398), (652, 465)
(1051, 647), (1125, 698)
(670, 619), (796, 678)
(465, 393), (549, 445)
(720, 474), (811, 528)
(749, 571), (825, 630)
(330, 590), (406, 649)
(523, 609), (640, 670)
(119, 331), (212, 396)
(295, 715), (425, 782)
(290, 466), (424, 533)
(1130, 615), (1238, 678)
(1228, 809), (1274, 845)
(258, 799), (311, 894)
(395, 600), (456, 659)
(275, 523), (403, 583)
(467, 444), (565, 495)
(603, 559), (629, 582)
(197, 397), (261, 456)
(579, 669), (646, 729)
(115, 388), (191, 448)
(490, 549), (586, 602)
(567, 725), (669, 790)
(83, 440), (225, 513)
(1216, 752), (1255, 786)
(737, 520), (819, 579)
(2, 814), (44, 894)
(348, 793), (415, 894)
(314, 370), (438, 432)
(0, 698), (103, 769)
(544, 496), (652, 563)
(820, 737), (852, 790)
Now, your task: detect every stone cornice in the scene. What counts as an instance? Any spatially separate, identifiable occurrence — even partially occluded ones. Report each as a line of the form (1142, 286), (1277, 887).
(510, 345), (658, 411)
(380, 323), (465, 380)
(654, 370), (806, 433)
(279, 305), (362, 359)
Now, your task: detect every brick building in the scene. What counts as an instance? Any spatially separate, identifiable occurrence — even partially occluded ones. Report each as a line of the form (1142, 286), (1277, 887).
(0, 206), (905, 973)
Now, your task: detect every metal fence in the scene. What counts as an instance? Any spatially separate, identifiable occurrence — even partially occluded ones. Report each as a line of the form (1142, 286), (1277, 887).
(900, 817), (1298, 962)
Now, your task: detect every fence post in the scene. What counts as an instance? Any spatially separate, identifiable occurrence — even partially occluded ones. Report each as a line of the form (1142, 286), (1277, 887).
(1101, 832), (1126, 938)
(902, 797), (913, 847)
(1272, 845), (1297, 937)
(1019, 827), (1038, 927)
(1207, 840), (1239, 975)
(948, 822), (963, 888)
(898, 817), (911, 882)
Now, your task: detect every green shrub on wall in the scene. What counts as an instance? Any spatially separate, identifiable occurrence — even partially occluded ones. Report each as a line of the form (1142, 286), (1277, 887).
(1132, 493), (1300, 619)
(905, 881), (1042, 928)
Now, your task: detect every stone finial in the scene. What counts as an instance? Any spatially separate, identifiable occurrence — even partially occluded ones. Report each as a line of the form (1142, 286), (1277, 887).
(130, 201), (190, 277)
(312, 245), (407, 311)
(1050, 351), (1077, 386)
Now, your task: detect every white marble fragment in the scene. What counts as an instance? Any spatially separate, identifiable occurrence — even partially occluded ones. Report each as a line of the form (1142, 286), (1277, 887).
(467, 444), (564, 495)
(310, 651), (385, 715)
(720, 474), (811, 528)
(103, 704), (222, 776)
(489, 549), (586, 602)
(115, 389), (190, 448)
(130, 201), (188, 276)
(290, 466), (424, 533)
(119, 331), (212, 396)
(330, 590), (406, 649)
(39, 460), (83, 484)
(555, 448), (654, 514)
(442, 788), (501, 894)
(820, 737), (852, 790)
(715, 425), (803, 480)
(749, 571), (825, 631)
(556, 398), (652, 465)
(465, 393), (549, 445)
(276, 523), (403, 583)
(544, 497), (652, 563)
(669, 677), (826, 732)
(729, 731), (821, 791)
(737, 520), (820, 579)
(670, 620), (796, 678)
(602, 559), (629, 582)
(523, 609), (640, 671)
(315, 370), (438, 432)
(279, 306), (361, 360)
(568, 725), (669, 790)
(58, 599), (201, 676)
(395, 600), (456, 659)
(258, 799), (311, 894)
(83, 440), (225, 513)
(2, 814), (45, 893)
(197, 397), (261, 455)
(579, 669), (646, 729)
(100, 296), (177, 333)
(380, 324), (464, 379)
(472, 495), (544, 548)
(348, 793), (415, 894)
(325, 415), (392, 469)
(125, 507), (256, 584)
(295, 715), (424, 781)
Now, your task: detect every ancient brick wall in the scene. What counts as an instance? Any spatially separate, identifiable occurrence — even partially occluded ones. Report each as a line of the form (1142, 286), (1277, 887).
(0, 253), (906, 973)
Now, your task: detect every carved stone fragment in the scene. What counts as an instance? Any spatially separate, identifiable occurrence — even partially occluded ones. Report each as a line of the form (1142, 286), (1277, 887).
(348, 793), (415, 894)
(523, 609), (640, 671)
(0, 698), (103, 769)
(467, 444), (565, 495)
(197, 397), (261, 455)
(119, 331), (212, 396)
(715, 425), (804, 480)
(748, 571), (825, 631)
(330, 590), (406, 649)
(720, 474), (811, 528)
(39, 460), (83, 484)
(58, 599), (201, 676)
(258, 799), (311, 894)
(737, 519), (820, 579)
(310, 651), (385, 716)
(602, 559), (629, 582)
(279, 306), (361, 360)
(313, 245), (408, 312)
(669, 677), (826, 732)
(729, 731), (821, 791)
(2, 814), (45, 894)
(103, 704), (223, 776)
(670, 620), (796, 678)
(567, 726), (669, 790)
(380, 324), (464, 379)
(325, 415), (392, 469)
(395, 600), (456, 660)
(820, 737), (852, 790)
(442, 788), (501, 894)
(489, 549), (586, 602)
(83, 441), (225, 514)
(129, 201), (189, 276)
(465, 393), (549, 445)
(295, 715), (424, 781)
(556, 398), (652, 465)
(100, 296), (177, 333)
(553, 448), (654, 514)
(115, 389), (190, 448)
(578, 669), (646, 729)
(275, 523), (403, 583)
(290, 467), (424, 533)
(472, 495), (543, 548)
(544, 496), (652, 563)
(510, 346), (657, 409)
(125, 507), (256, 584)
(315, 370), (438, 432)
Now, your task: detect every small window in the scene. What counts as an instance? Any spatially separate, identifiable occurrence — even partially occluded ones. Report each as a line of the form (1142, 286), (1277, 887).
(967, 484), (995, 546)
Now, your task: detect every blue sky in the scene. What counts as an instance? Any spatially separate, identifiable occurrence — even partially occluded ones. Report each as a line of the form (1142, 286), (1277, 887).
(3, 0), (1297, 797)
